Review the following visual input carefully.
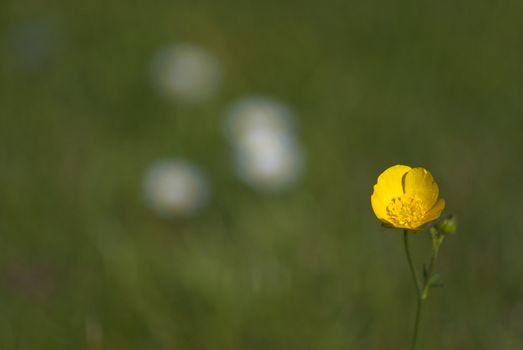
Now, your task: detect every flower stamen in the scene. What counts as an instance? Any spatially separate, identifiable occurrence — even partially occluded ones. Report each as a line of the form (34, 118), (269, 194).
(386, 195), (427, 229)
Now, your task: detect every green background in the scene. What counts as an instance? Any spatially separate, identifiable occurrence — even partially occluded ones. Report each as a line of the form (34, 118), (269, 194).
(1, 0), (523, 349)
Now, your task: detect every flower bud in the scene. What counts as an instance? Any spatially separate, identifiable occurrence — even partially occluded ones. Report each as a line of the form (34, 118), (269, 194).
(437, 216), (457, 234)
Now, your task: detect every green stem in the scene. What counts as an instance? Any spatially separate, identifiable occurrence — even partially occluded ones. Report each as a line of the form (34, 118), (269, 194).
(403, 230), (421, 298)
(403, 230), (423, 350)
(411, 297), (422, 350)
(421, 248), (438, 299)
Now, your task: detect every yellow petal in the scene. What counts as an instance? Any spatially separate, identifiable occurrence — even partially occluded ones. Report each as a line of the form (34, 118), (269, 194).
(372, 165), (411, 204)
(403, 167), (439, 209)
(371, 192), (390, 223)
(420, 198), (445, 226)
(371, 165), (411, 224)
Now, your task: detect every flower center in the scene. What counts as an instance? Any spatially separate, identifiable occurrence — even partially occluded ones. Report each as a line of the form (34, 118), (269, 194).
(386, 195), (427, 228)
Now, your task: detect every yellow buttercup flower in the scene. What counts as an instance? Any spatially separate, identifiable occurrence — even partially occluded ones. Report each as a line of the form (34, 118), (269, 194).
(371, 165), (445, 230)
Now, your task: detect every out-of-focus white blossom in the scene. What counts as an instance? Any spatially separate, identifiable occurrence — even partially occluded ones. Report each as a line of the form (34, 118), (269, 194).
(150, 43), (222, 103)
(225, 97), (304, 193)
(224, 97), (295, 147)
(144, 159), (210, 218)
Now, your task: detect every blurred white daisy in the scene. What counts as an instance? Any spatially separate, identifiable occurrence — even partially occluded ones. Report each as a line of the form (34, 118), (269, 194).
(225, 97), (304, 192)
(143, 159), (210, 218)
(224, 97), (295, 147)
(235, 131), (304, 193)
(150, 43), (222, 103)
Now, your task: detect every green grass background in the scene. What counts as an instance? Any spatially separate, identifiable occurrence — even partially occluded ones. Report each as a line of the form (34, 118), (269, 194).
(1, 0), (523, 349)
